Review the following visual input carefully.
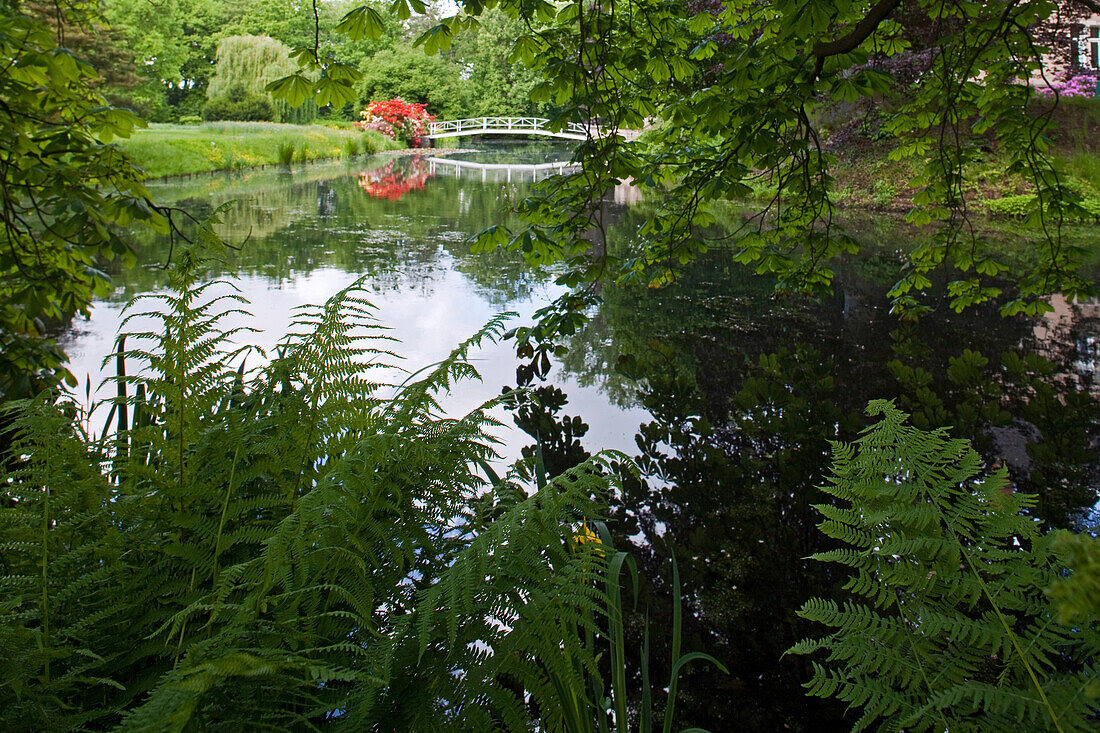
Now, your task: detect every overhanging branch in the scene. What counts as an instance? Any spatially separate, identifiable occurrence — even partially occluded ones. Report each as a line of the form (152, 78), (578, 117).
(811, 0), (904, 79)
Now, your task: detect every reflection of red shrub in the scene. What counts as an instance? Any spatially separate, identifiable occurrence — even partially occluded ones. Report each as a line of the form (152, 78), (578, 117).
(357, 157), (433, 200)
(356, 99), (435, 147)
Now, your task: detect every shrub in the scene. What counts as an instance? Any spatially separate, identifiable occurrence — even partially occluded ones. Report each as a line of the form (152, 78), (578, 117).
(357, 98), (435, 148)
(179, 115), (202, 125)
(1036, 73), (1100, 99)
(202, 86), (274, 122)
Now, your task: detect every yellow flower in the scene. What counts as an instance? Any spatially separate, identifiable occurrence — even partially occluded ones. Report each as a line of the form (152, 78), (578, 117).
(572, 523), (604, 556)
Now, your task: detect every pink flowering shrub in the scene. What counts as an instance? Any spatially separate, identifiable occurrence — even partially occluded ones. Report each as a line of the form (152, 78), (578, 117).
(1036, 74), (1099, 99)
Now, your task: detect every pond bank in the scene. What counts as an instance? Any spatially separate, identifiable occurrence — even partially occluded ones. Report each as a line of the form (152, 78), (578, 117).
(823, 149), (1100, 218)
(117, 122), (401, 179)
(824, 98), (1100, 216)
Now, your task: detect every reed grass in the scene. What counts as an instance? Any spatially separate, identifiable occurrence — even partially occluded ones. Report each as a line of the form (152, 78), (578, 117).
(118, 122), (394, 178)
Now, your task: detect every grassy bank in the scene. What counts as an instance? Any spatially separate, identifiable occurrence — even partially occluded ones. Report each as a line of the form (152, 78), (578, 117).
(724, 97), (1100, 218)
(118, 122), (399, 179)
(825, 97), (1100, 217)
(821, 149), (1100, 217)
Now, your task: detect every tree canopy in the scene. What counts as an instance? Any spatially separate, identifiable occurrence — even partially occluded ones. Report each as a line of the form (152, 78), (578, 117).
(0, 6), (164, 400)
(91, 0), (554, 122)
(337, 0), (1096, 321)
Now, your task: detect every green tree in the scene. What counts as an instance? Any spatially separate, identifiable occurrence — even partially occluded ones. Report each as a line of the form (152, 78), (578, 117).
(206, 34), (316, 123)
(100, 0), (229, 120)
(356, 44), (469, 119)
(0, 6), (165, 401)
(451, 8), (548, 116)
(221, 0), (339, 50)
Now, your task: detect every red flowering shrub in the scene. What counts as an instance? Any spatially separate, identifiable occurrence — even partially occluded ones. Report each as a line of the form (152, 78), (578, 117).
(357, 99), (435, 147)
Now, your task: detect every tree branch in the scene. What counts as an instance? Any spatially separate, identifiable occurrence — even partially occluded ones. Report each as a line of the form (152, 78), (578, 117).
(811, 0), (904, 79)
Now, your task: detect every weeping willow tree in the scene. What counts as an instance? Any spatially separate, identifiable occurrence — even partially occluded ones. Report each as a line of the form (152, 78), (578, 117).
(206, 35), (315, 123)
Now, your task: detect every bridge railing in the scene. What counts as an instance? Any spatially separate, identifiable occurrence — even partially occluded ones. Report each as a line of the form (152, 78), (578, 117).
(425, 157), (580, 183)
(427, 117), (591, 138)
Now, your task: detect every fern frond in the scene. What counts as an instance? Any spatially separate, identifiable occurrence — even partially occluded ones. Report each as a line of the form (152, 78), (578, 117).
(790, 401), (1100, 733)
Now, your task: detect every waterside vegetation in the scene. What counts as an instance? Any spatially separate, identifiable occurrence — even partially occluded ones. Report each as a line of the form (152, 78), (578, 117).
(2, 0), (1100, 729)
(0, 250), (731, 730)
(117, 122), (396, 179)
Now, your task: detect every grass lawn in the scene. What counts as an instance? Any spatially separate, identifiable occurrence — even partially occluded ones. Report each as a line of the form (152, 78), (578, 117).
(118, 122), (399, 179)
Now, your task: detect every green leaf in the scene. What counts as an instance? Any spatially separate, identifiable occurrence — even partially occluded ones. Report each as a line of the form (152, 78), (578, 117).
(314, 77), (355, 108)
(334, 6), (386, 41)
(265, 74), (315, 107)
(509, 35), (543, 65)
(414, 23), (454, 55)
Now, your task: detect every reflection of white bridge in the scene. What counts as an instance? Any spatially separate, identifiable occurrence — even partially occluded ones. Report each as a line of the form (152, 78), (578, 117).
(426, 157), (579, 183)
(426, 117), (591, 141)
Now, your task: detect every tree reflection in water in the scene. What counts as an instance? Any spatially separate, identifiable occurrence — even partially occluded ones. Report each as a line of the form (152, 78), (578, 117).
(71, 154), (1100, 731)
(514, 244), (1100, 731)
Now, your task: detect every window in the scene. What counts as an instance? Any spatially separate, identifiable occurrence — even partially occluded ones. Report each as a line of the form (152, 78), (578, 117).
(1090, 26), (1099, 69)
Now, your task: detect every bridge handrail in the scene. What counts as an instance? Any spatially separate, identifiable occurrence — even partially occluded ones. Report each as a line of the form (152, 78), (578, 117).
(427, 116), (591, 137)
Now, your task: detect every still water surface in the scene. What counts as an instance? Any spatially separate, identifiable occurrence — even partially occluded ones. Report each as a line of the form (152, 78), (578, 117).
(63, 148), (647, 467)
(63, 145), (1100, 731)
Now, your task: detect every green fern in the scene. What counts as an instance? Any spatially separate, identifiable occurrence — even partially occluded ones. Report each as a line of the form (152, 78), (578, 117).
(2, 245), (658, 731)
(789, 400), (1100, 732)
(0, 399), (122, 729)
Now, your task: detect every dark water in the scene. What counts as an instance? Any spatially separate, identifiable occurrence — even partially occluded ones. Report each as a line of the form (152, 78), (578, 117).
(63, 145), (1100, 731)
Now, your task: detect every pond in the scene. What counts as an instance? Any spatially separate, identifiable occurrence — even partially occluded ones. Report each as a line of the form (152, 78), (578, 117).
(62, 143), (1100, 731)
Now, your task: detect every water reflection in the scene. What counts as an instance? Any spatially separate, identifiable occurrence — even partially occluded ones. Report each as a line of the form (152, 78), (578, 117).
(357, 156), (433, 200)
(542, 233), (1100, 730)
(426, 155), (580, 183)
(61, 148), (1100, 731)
(62, 148), (650, 468)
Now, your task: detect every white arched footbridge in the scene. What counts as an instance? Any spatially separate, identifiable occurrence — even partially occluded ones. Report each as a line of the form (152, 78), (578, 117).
(426, 117), (592, 141)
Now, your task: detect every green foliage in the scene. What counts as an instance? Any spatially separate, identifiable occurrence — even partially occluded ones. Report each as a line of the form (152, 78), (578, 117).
(356, 45), (469, 120)
(1047, 531), (1100, 626)
(0, 246), (660, 729)
(206, 35), (316, 124)
(790, 401), (1100, 732)
(202, 87), (274, 122)
(359, 132), (380, 155)
(870, 180), (901, 210)
(335, 0), (1100, 337)
(0, 8), (165, 401)
(116, 123), (394, 178)
(276, 140), (296, 165)
(450, 8), (551, 117)
(984, 192), (1100, 221)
